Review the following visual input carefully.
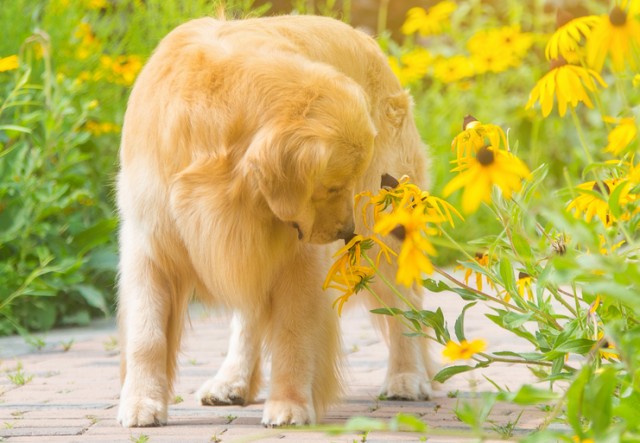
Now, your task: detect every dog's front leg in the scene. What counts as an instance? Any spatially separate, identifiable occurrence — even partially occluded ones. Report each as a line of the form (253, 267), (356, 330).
(262, 249), (341, 426)
(197, 310), (265, 406)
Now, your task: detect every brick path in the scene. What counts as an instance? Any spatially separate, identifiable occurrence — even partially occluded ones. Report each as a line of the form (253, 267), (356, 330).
(0, 294), (552, 442)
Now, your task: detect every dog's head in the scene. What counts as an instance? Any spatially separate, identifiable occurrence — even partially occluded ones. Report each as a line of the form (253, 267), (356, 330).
(246, 77), (375, 244)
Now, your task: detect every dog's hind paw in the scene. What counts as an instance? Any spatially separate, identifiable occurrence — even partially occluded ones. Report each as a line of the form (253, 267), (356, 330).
(382, 372), (433, 401)
(197, 377), (248, 406)
(261, 399), (315, 426)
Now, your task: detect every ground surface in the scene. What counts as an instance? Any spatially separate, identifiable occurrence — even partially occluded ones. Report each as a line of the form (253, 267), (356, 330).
(0, 292), (556, 442)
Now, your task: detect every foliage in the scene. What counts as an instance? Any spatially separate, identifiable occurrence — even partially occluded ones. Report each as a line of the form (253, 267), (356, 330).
(324, 0), (640, 441)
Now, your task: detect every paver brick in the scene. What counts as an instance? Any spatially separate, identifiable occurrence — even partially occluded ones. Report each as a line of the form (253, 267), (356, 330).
(0, 302), (555, 442)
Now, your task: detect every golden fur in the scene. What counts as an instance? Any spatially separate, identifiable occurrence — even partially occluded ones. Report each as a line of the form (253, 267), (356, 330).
(116, 15), (433, 427)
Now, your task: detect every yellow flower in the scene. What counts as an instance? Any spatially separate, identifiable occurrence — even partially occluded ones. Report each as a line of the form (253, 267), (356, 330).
(516, 272), (534, 300)
(432, 55), (474, 84)
(443, 146), (531, 214)
(0, 55), (19, 72)
(388, 48), (432, 86)
(526, 59), (607, 117)
(604, 117), (637, 155)
(85, 120), (121, 135)
(323, 235), (394, 315)
(468, 26), (533, 74)
(566, 179), (633, 227)
(358, 174), (460, 229)
(451, 115), (508, 162)
(401, 1), (456, 36)
(374, 203), (438, 287)
(457, 252), (494, 292)
(587, 3), (640, 72)
(546, 15), (599, 62)
(443, 338), (487, 361)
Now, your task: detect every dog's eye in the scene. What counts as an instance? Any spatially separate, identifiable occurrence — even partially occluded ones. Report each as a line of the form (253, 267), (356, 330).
(327, 187), (342, 194)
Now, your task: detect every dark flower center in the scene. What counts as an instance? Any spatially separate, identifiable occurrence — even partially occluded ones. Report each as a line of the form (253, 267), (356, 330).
(476, 146), (495, 166)
(550, 57), (568, 70)
(463, 114), (478, 131)
(592, 181), (611, 195)
(609, 6), (627, 26)
(390, 225), (406, 241)
(518, 272), (530, 280)
(381, 173), (400, 189)
(556, 9), (574, 28)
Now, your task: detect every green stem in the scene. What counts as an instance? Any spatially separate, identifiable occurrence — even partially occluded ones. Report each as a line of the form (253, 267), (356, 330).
(362, 253), (420, 312)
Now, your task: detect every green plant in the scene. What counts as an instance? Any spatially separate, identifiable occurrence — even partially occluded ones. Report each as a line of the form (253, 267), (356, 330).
(7, 363), (33, 386)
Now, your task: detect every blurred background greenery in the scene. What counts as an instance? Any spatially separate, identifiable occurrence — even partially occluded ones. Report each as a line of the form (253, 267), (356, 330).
(0, 0), (629, 335)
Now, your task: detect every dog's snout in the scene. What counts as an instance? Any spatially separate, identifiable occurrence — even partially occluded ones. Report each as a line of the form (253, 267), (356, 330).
(337, 220), (356, 244)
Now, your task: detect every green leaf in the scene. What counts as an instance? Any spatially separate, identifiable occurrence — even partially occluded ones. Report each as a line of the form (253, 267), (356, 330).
(389, 413), (427, 433)
(370, 307), (403, 316)
(499, 259), (516, 294)
(549, 338), (595, 357)
(588, 366), (617, 437)
(73, 218), (118, 255)
(73, 284), (109, 315)
(454, 302), (477, 342)
(422, 278), (451, 292)
(432, 364), (475, 383)
(416, 308), (449, 342)
(608, 179), (628, 219)
(342, 416), (387, 432)
(566, 365), (592, 433)
(502, 311), (533, 329)
(499, 384), (561, 405)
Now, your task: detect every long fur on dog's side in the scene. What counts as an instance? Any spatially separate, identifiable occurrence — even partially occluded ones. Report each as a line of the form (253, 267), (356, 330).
(116, 15), (431, 428)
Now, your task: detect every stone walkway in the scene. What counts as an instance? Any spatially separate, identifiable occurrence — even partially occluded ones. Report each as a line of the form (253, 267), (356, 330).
(0, 294), (552, 442)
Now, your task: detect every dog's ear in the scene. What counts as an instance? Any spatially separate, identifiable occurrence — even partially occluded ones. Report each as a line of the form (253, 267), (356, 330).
(383, 91), (411, 128)
(245, 127), (329, 221)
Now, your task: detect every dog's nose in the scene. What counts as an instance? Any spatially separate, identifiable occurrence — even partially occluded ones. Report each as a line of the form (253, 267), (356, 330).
(337, 224), (356, 244)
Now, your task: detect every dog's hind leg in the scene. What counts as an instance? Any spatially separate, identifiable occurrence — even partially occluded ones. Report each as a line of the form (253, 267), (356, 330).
(117, 223), (191, 427)
(197, 309), (265, 406)
(366, 260), (434, 401)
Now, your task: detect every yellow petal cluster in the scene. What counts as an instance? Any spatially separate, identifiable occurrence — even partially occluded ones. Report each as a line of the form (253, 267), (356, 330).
(0, 55), (19, 73)
(526, 62), (607, 117)
(442, 338), (487, 361)
(444, 146), (531, 214)
(401, 1), (457, 36)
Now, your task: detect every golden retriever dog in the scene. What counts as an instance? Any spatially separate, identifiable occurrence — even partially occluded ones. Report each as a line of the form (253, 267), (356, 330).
(116, 14), (433, 428)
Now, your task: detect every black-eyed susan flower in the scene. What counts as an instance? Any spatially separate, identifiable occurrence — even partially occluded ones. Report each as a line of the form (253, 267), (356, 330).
(432, 55), (474, 84)
(546, 14), (599, 62)
(443, 146), (531, 214)
(604, 116), (637, 155)
(566, 178), (635, 226)
(0, 55), (19, 72)
(401, 1), (456, 36)
(323, 235), (393, 315)
(388, 48), (432, 86)
(516, 272), (534, 300)
(451, 115), (508, 162)
(374, 203), (439, 287)
(526, 59), (607, 117)
(442, 338), (487, 362)
(468, 26), (533, 74)
(587, 2), (640, 72)
(457, 252), (494, 292)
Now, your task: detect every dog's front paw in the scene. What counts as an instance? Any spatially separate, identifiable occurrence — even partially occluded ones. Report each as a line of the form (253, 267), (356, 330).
(117, 394), (168, 427)
(261, 399), (315, 426)
(197, 376), (248, 406)
(382, 372), (432, 401)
